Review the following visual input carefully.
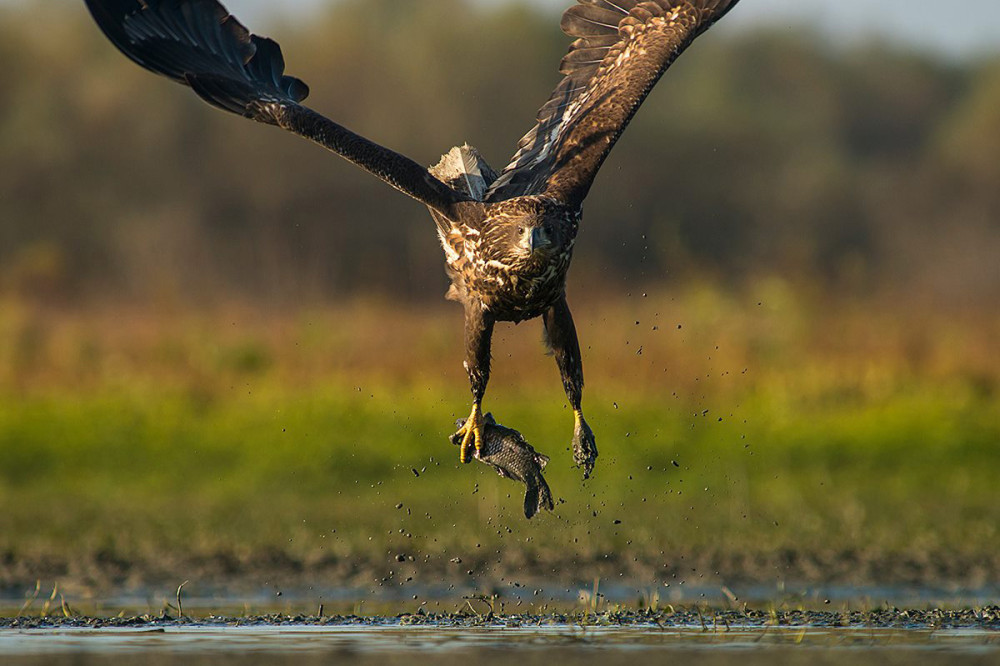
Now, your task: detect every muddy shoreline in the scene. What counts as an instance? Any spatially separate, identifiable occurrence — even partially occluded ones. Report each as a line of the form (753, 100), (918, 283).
(3, 545), (999, 600)
(4, 607), (1000, 630)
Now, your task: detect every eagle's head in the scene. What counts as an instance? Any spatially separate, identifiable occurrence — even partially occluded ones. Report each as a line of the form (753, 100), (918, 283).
(513, 222), (554, 256)
(483, 198), (575, 269)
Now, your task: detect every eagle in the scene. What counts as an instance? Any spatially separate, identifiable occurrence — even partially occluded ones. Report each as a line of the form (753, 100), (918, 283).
(85, 0), (741, 479)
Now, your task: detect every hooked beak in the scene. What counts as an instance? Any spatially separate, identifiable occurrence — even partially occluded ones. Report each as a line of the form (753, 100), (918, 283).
(528, 227), (550, 253)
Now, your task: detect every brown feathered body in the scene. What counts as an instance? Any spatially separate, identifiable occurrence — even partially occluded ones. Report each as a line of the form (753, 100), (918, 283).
(442, 199), (577, 323)
(429, 148), (580, 323)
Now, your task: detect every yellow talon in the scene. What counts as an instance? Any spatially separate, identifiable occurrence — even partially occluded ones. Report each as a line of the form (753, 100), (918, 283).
(457, 403), (485, 463)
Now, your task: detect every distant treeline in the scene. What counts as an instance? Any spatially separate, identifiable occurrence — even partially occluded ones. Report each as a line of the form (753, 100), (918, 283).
(2, 0), (998, 304)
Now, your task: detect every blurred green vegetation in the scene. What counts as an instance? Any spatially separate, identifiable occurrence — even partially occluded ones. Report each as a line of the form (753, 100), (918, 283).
(0, 289), (997, 591)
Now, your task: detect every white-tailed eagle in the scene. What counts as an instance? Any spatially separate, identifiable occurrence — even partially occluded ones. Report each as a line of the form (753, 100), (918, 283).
(85, 0), (742, 479)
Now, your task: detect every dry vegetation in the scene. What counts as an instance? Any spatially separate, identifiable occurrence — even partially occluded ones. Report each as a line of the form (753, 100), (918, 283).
(1, 285), (997, 598)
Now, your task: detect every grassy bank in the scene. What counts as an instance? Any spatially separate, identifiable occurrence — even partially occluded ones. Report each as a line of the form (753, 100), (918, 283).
(1, 286), (998, 594)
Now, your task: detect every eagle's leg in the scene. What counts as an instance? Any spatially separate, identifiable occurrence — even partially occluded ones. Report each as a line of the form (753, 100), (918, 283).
(455, 304), (494, 463)
(544, 297), (598, 478)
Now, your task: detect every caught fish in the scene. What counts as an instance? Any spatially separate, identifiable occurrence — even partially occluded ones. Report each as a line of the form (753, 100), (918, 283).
(451, 413), (554, 519)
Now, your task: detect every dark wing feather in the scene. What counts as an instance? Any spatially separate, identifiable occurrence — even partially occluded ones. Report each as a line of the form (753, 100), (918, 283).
(84, 0), (469, 215)
(486, 0), (740, 206)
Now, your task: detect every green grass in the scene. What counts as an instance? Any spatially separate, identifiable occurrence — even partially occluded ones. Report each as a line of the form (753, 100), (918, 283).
(1, 290), (998, 590)
(1, 378), (997, 584)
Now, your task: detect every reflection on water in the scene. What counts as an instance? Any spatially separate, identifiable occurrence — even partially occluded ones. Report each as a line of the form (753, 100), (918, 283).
(2, 625), (999, 666)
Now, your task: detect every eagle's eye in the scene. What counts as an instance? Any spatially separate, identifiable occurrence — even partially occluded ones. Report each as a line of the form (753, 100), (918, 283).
(517, 227), (525, 236)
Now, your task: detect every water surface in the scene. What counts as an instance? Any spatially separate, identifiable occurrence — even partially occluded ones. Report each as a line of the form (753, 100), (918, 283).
(4, 621), (1000, 666)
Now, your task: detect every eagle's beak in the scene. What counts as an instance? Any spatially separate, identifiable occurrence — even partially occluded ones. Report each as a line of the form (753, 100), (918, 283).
(529, 227), (549, 253)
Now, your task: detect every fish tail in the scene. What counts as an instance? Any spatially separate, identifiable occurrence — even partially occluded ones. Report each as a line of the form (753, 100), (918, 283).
(537, 477), (555, 513)
(524, 477), (555, 519)
(523, 483), (540, 519)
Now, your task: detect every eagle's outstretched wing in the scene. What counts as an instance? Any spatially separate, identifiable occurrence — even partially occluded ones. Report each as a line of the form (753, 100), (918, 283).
(84, 0), (470, 216)
(486, 0), (739, 207)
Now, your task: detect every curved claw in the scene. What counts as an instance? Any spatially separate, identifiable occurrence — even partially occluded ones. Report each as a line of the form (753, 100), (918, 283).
(455, 403), (485, 464)
(573, 411), (598, 479)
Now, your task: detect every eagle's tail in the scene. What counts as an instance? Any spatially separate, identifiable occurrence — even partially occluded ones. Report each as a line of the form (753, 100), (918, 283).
(84, 0), (309, 123)
(430, 145), (499, 203)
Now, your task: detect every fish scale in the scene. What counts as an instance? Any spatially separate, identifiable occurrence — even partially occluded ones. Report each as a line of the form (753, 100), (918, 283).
(451, 414), (555, 519)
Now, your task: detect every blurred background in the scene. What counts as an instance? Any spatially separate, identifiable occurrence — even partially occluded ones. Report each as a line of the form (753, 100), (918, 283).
(0, 0), (998, 611)
(3, 0), (1000, 304)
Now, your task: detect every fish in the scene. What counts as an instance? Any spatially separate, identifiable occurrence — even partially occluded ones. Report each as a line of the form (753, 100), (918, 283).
(451, 413), (554, 519)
